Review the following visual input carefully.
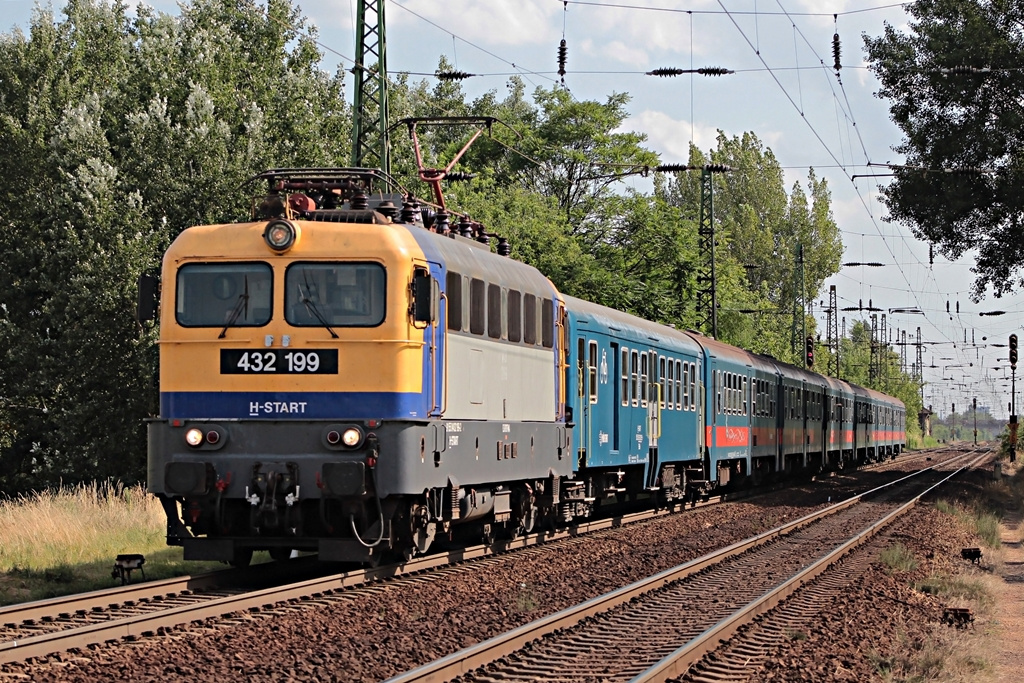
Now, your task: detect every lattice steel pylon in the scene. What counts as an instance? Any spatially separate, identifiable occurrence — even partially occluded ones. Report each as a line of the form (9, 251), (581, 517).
(915, 326), (924, 401)
(351, 0), (391, 174)
(826, 285), (839, 377)
(869, 314), (880, 383)
(900, 329), (907, 374)
(695, 167), (718, 338)
(880, 313), (888, 388)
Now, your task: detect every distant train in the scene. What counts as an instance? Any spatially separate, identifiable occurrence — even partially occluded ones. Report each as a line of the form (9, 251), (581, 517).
(141, 167), (906, 566)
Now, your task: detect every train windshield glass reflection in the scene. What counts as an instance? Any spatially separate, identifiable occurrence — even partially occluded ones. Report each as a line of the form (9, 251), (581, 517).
(285, 262), (387, 327)
(176, 262), (272, 327)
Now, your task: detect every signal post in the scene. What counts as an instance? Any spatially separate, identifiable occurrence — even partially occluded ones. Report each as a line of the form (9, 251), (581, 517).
(1011, 334), (1018, 462)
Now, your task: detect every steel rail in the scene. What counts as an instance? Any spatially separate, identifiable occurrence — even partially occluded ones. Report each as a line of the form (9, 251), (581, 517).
(0, 502), (691, 664)
(632, 449), (990, 682)
(383, 447), (984, 683)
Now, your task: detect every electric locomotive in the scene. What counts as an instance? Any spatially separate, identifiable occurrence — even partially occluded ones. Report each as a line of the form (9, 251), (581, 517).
(143, 168), (575, 565)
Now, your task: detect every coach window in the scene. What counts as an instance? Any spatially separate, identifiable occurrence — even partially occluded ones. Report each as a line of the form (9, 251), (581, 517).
(621, 347), (629, 406)
(177, 262), (272, 327)
(508, 290), (522, 342)
(487, 284), (502, 339)
(446, 272), (462, 331)
(743, 377), (748, 415)
(285, 262), (385, 327)
(542, 298), (554, 348)
(577, 339), (585, 398)
(689, 362), (696, 410)
(469, 278), (486, 335)
(680, 360), (687, 410)
(724, 373), (730, 414)
(659, 356), (667, 408)
(673, 358), (680, 409)
(630, 350), (639, 406)
(588, 341), (598, 404)
(717, 371), (723, 414)
(650, 351), (658, 404)
(680, 362), (686, 411)
(640, 353), (649, 407)
(523, 294), (537, 344)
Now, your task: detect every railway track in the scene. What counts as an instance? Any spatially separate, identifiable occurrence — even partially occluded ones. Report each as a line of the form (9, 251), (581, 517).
(0, 500), (692, 665)
(384, 447), (988, 683)
(0, 445), (969, 669)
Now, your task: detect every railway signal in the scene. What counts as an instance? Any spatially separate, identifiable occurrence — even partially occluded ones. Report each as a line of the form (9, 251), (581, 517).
(1012, 334), (1019, 462)
(805, 335), (815, 368)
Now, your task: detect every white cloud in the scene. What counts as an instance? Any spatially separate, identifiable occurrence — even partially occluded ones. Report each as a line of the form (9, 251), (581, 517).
(582, 39), (649, 69)
(385, 0), (561, 46)
(619, 110), (722, 160)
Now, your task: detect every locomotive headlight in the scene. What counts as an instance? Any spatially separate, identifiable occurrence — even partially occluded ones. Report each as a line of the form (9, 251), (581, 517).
(342, 427), (362, 447)
(185, 428), (204, 447)
(263, 219), (297, 252)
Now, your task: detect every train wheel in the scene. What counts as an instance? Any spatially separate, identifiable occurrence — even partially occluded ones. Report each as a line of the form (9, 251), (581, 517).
(269, 547), (292, 562)
(229, 547), (253, 568)
(402, 502), (435, 560)
(509, 486), (536, 537)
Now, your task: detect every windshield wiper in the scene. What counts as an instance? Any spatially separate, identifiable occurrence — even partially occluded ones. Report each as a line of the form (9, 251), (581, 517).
(218, 276), (249, 339)
(298, 278), (339, 339)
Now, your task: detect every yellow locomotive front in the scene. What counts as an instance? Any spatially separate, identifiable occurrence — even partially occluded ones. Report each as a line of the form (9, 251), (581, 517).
(146, 169), (446, 565)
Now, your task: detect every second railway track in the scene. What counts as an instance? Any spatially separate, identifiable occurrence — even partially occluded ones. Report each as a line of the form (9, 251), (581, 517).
(387, 447), (989, 683)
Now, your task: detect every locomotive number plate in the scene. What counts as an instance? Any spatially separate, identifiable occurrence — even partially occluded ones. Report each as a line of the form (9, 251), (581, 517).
(220, 349), (338, 374)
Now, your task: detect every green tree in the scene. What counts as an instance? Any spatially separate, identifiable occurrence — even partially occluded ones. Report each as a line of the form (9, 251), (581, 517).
(865, 0), (1024, 299)
(0, 0), (349, 493)
(840, 320), (923, 444)
(659, 133), (842, 362)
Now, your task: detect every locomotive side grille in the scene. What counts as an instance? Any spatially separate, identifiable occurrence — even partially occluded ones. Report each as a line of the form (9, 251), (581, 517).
(303, 209), (389, 224)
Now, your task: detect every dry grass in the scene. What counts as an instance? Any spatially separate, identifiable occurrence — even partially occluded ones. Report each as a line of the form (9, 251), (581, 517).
(0, 482), (165, 572)
(0, 482), (226, 605)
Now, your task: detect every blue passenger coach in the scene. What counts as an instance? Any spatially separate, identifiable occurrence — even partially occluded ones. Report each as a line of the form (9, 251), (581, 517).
(564, 296), (703, 506)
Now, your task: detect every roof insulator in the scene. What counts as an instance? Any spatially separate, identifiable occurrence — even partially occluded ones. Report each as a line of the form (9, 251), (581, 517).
(557, 39), (567, 84)
(696, 67), (733, 76)
(436, 70), (475, 81)
(832, 33), (841, 72)
(647, 67), (685, 77)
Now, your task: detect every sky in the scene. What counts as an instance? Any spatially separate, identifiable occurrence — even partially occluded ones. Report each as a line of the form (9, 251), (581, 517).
(5, 0), (1022, 421)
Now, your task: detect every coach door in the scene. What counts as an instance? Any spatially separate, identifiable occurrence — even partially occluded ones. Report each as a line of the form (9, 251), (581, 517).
(576, 337), (598, 466)
(414, 259), (444, 417)
(645, 351), (661, 489)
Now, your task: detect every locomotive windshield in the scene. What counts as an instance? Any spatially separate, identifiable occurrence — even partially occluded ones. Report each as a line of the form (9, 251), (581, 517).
(176, 262), (272, 327)
(285, 262), (386, 327)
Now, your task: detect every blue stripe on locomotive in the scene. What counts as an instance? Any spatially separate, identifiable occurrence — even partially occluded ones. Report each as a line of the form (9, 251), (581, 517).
(161, 391), (427, 420)
(564, 296), (703, 474)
